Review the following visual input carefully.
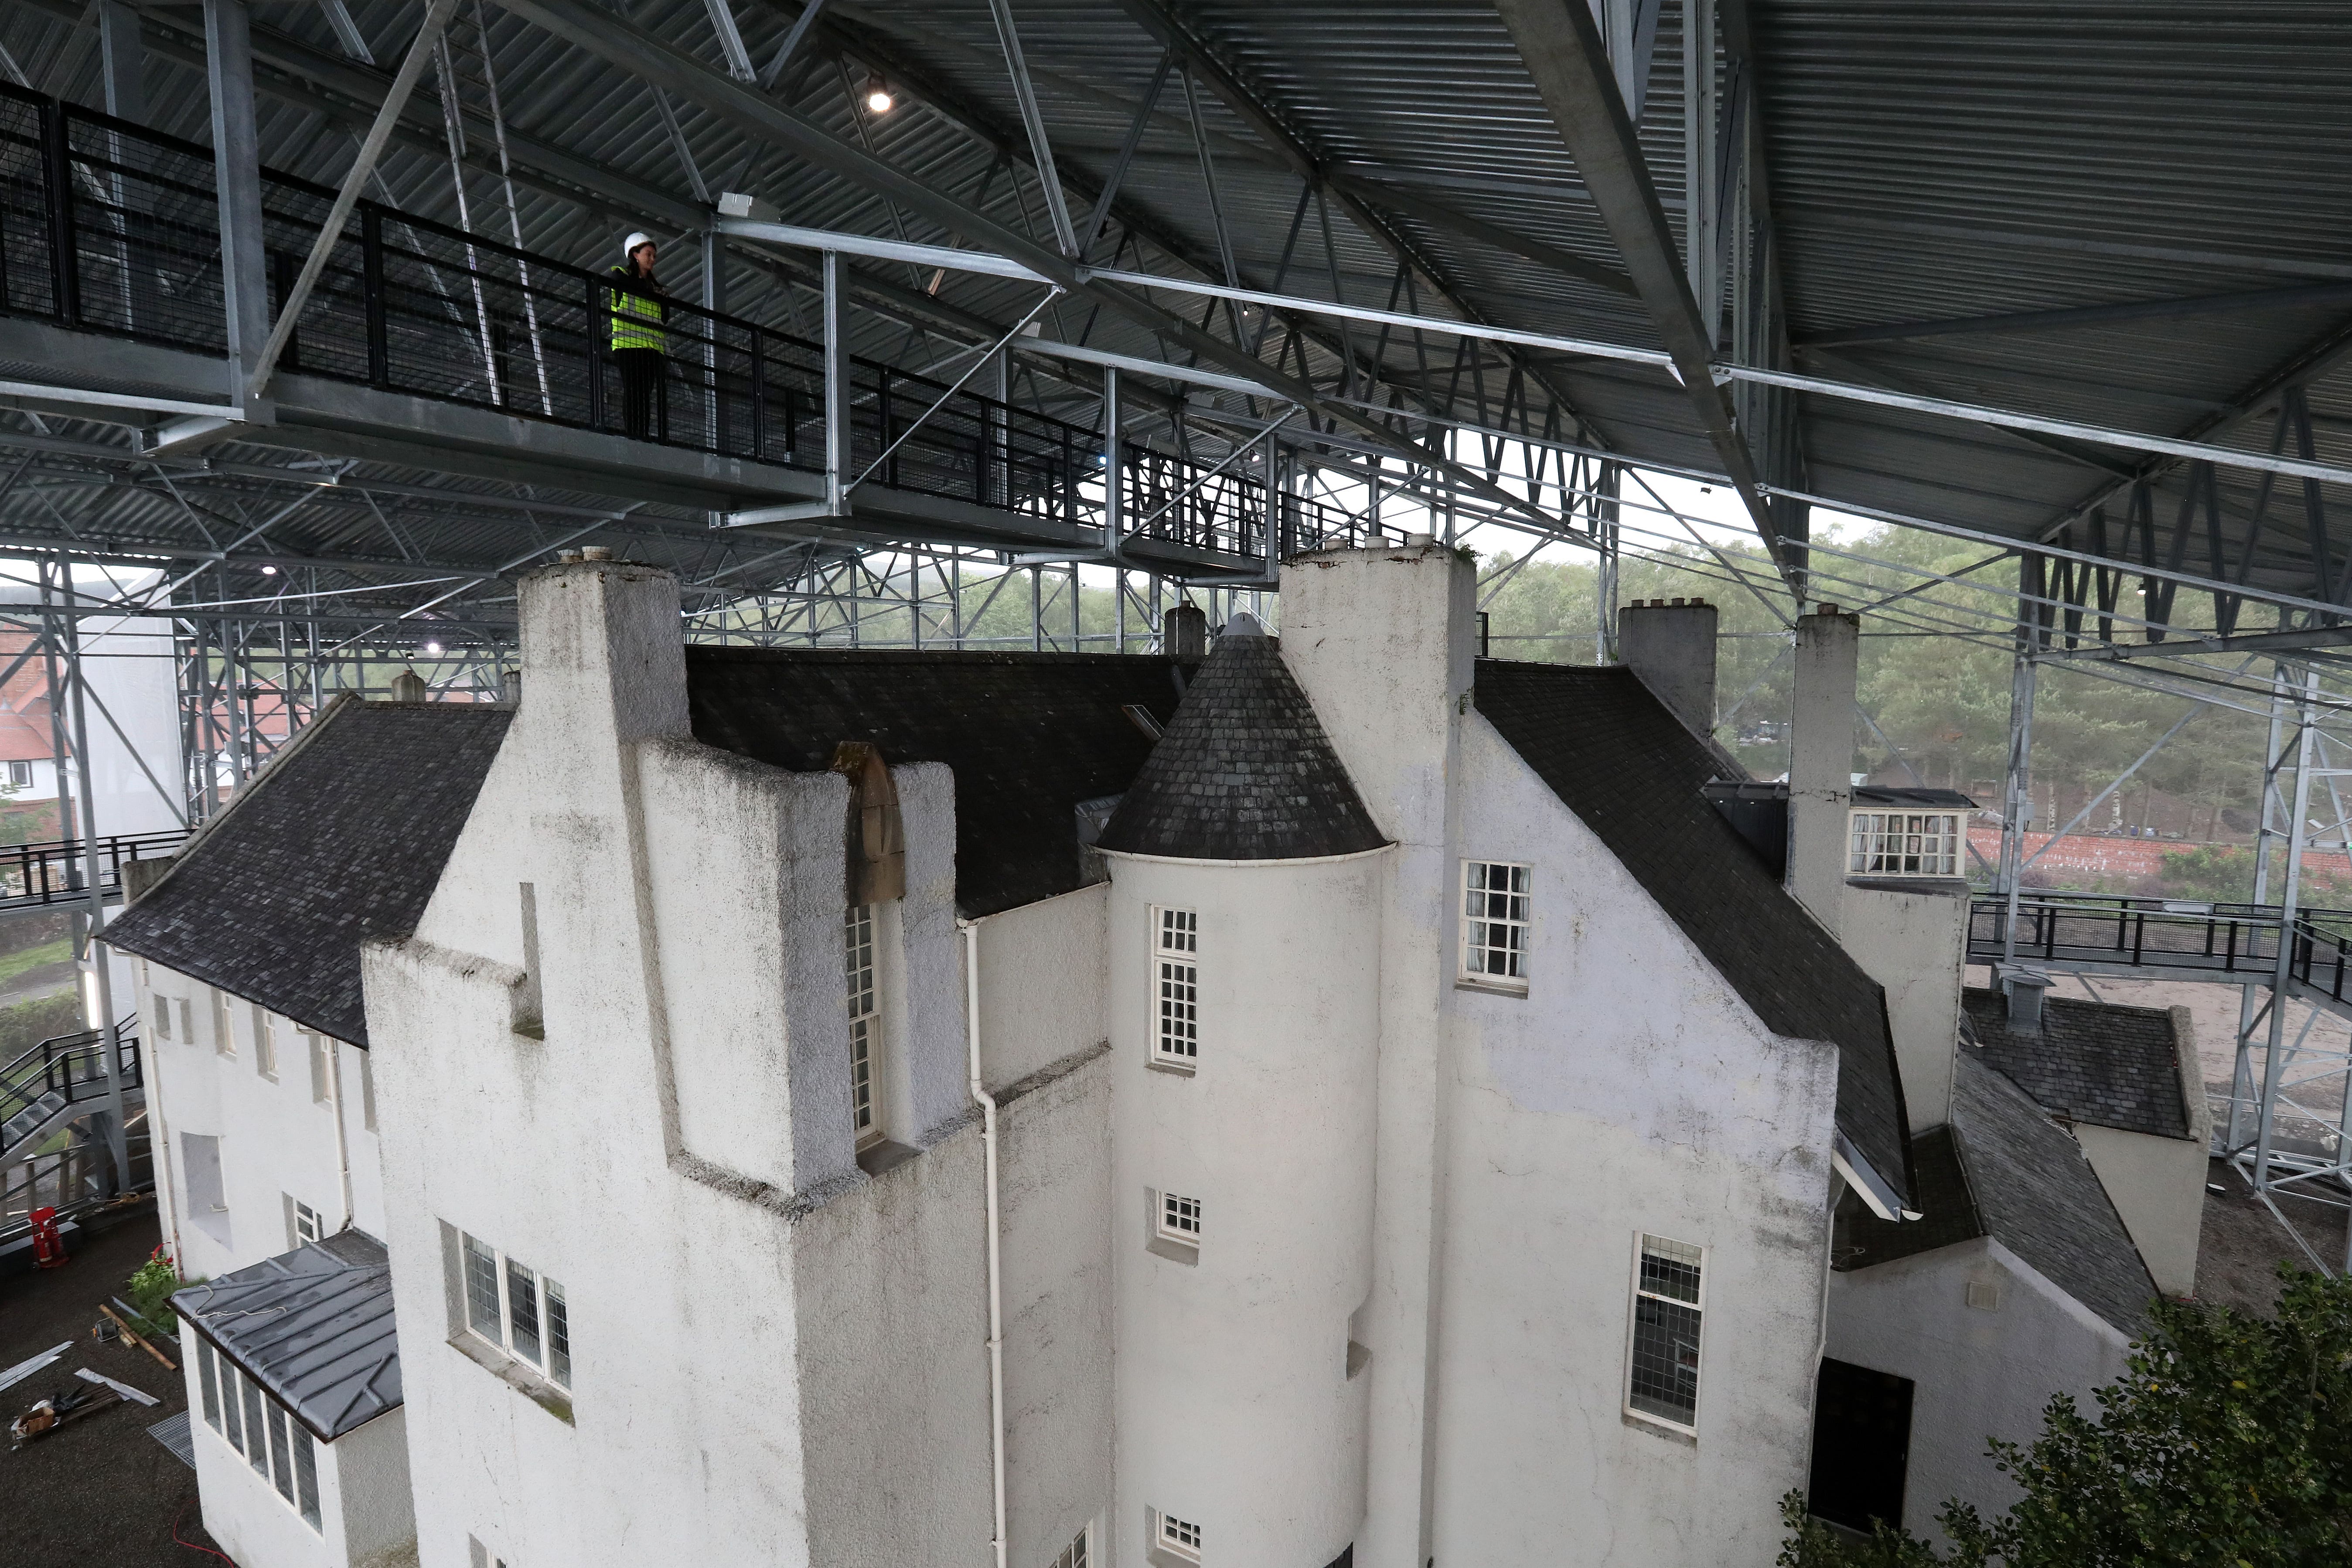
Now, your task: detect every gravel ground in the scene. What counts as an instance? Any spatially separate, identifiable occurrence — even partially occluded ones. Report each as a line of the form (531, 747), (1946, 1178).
(0, 1215), (232, 1568)
(2195, 1157), (2349, 1317)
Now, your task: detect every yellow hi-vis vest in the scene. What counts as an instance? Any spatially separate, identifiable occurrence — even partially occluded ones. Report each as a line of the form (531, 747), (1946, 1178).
(607, 268), (666, 353)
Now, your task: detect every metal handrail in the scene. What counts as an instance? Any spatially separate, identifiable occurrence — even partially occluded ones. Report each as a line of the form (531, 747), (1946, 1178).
(0, 1018), (143, 1128)
(1, 79), (1399, 567)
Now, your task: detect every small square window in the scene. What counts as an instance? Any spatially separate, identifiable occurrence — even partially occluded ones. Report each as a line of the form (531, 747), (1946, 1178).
(1156, 907), (1197, 955)
(1459, 861), (1531, 990)
(7, 760), (30, 787)
(1159, 1513), (1202, 1562)
(1158, 1192), (1202, 1245)
(1848, 810), (1961, 877)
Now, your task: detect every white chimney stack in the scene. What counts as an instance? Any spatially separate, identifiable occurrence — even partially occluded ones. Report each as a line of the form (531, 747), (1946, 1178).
(1786, 604), (1858, 937)
(1617, 597), (1719, 739)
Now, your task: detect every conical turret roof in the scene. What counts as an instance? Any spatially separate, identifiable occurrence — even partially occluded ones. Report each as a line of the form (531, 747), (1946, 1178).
(1095, 614), (1386, 861)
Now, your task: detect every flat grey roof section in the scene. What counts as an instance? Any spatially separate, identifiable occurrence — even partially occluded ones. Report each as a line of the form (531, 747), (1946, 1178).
(1961, 987), (2192, 1140)
(171, 1231), (400, 1443)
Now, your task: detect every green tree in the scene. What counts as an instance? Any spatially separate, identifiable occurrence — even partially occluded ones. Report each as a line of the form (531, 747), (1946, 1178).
(1781, 1268), (2352, 1567)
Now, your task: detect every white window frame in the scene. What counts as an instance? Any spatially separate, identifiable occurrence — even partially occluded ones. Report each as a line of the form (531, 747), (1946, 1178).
(1847, 809), (1963, 877)
(194, 1336), (321, 1532)
(255, 1009), (277, 1081)
(1047, 1523), (1091, 1568)
(459, 1231), (572, 1391)
(1151, 907), (1200, 1069)
(307, 1029), (334, 1106)
(153, 995), (173, 1043)
(1623, 1231), (1708, 1435)
(1156, 1511), (1202, 1564)
(1458, 860), (1531, 994)
(1157, 1191), (1202, 1247)
(845, 902), (881, 1147)
(211, 990), (235, 1059)
(292, 1198), (322, 1248)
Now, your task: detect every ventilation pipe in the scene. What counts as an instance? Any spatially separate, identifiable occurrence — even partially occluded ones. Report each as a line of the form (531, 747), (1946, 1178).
(959, 917), (1008, 1568)
(2001, 965), (2051, 1029)
(1163, 603), (1207, 658)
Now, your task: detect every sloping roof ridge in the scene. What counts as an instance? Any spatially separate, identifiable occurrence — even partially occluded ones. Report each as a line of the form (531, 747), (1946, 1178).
(119, 691), (362, 915)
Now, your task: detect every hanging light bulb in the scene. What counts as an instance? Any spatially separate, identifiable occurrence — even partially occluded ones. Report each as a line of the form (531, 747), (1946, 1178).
(864, 75), (893, 114)
(423, 641), (443, 657)
(260, 564), (279, 576)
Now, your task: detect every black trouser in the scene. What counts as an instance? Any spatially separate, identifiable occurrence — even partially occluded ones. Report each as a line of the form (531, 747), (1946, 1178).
(615, 348), (666, 441)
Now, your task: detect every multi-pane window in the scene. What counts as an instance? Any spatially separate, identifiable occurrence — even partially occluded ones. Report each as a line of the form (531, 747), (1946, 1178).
(1626, 1234), (1706, 1430)
(308, 1031), (334, 1106)
(1159, 1192), (1202, 1245)
(293, 1199), (321, 1247)
(256, 1010), (277, 1080)
(1159, 1513), (1203, 1562)
(1048, 1525), (1090, 1568)
(211, 991), (234, 1059)
(460, 1231), (572, 1391)
(1848, 811), (1962, 877)
(845, 904), (879, 1143)
(1154, 909), (1199, 1065)
(194, 1336), (321, 1531)
(1460, 861), (1531, 989)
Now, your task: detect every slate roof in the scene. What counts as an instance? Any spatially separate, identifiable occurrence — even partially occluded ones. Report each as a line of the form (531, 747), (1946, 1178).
(684, 647), (1187, 917)
(103, 699), (512, 1046)
(1961, 988), (2192, 1139)
(172, 1230), (399, 1442)
(1474, 660), (1913, 1199)
(1835, 1053), (2159, 1334)
(1094, 616), (1386, 862)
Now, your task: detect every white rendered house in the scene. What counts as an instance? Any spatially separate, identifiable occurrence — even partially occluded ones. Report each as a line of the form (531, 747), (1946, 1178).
(115, 542), (1943, 1568)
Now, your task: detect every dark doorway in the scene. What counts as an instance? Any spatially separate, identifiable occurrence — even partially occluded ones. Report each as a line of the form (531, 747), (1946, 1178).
(1806, 1357), (1914, 1534)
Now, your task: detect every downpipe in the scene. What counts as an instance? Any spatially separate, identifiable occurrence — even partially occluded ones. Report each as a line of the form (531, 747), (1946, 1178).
(960, 917), (1008, 1568)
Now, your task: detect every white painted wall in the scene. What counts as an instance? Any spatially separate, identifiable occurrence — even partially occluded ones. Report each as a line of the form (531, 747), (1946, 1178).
(183, 1350), (385, 1568)
(1842, 882), (1969, 1131)
(975, 883), (1106, 1092)
(367, 559), (1113, 1568)
(2075, 1123), (2203, 1298)
(1105, 849), (1385, 1568)
(1428, 716), (1842, 1567)
(1280, 539), (1474, 1568)
(140, 966), (377, 1282)
(1826, 1236), (2132, 1541)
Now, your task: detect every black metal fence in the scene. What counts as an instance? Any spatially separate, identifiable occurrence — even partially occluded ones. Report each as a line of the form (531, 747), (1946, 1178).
(0, 1023), (143, 1134)
(1, 82), (1396, 565)
(1969, 891), (2352, 1004)
(0, 829), (190, 913)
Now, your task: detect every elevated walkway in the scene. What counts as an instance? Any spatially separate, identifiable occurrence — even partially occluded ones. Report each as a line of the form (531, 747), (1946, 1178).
(0, 84), (1384, 580)
(0, 831), (187, 920)
(1969, 891), (2352, 1024)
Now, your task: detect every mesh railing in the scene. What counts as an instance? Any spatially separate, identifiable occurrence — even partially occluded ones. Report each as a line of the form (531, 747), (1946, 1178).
(3, 80), (1405, 566)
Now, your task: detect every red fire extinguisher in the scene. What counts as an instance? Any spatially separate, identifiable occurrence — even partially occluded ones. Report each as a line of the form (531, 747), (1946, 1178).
(29, 1207), (66, 1269)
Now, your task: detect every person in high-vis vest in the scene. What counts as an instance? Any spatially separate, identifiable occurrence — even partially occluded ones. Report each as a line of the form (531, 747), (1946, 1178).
(607, 232), (668, 441)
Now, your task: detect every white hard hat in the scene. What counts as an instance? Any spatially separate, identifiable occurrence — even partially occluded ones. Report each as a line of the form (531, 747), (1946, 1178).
(623, 232), (654, 255)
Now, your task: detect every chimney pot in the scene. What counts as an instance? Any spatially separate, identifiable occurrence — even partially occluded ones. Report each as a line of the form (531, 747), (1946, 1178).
(556, 549), (582, 563)
(581, 546), (614, 562)
(2000, 965), (2051, 1029)
(1404, 532), (1435, 548)
(1162, 603), (1208, 659)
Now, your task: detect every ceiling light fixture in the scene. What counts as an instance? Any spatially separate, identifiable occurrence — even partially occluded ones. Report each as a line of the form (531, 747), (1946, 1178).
(865, 76), (893, 114)
(260, 564), (278, 575)
(423, 641), (443, 657)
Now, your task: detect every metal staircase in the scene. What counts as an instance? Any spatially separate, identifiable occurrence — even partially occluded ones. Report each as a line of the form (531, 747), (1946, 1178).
(0, 1022), (143, 1171)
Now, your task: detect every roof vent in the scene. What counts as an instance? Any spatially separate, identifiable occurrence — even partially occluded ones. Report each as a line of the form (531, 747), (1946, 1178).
(2000, 965), (2051, 1029)
(1163, 603), (1207, 659)
(1404, 532), (1435, 548)
(387, 668), (428, 703)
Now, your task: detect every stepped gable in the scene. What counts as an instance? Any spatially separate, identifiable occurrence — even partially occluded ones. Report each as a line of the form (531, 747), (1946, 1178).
(1093, 614), (1387, 863)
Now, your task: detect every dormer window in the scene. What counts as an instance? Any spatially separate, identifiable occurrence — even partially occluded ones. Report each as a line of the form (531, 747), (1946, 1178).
(1848, 810), (1961, 877)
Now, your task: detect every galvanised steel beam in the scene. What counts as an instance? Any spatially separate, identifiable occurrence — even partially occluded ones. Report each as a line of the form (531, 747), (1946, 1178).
(1113, 0), (1626, 452)
(1492, 0), (1785, 569)
(1800, 282), (2352, 350)
(487, 0), (1574, 535)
